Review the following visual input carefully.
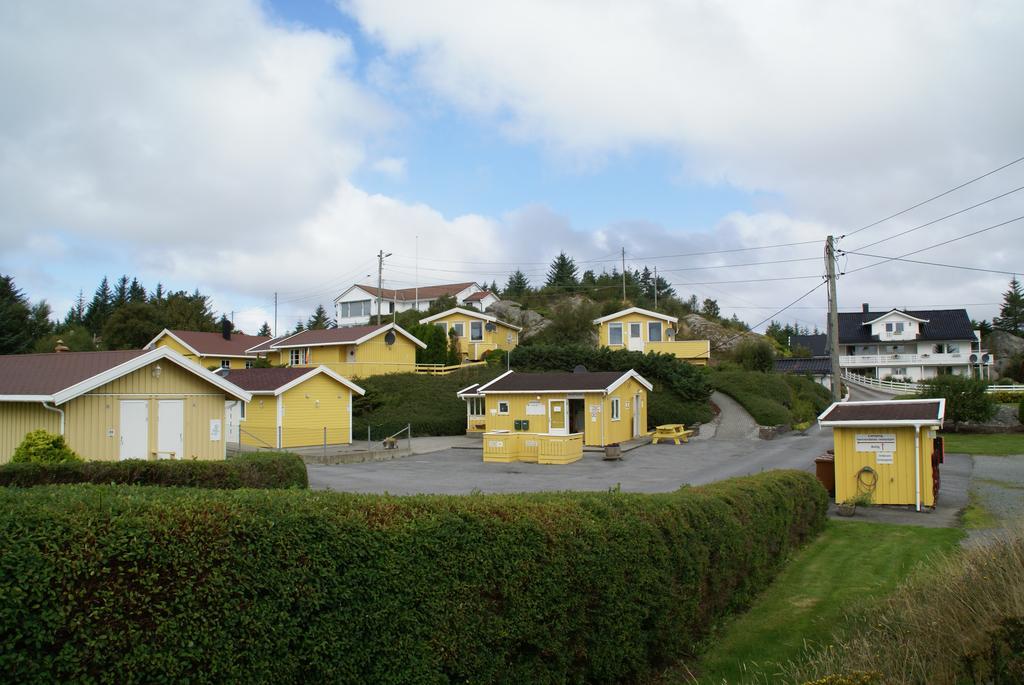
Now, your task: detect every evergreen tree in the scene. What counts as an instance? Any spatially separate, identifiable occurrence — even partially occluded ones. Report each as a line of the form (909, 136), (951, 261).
(26, 301), (53, 346)
(994, 276), (1024, 335)
(0, 275), (32, 354)
(307, 304), (334, 330)
(488, 280), (499, 294)
(293, 321), (305, 334)
(64, 290), (86, 327)
(701, 298), (720, 319)
(128, 278), (147, 303)
(156, 290), (217, 331)
(503, 270), (531, 299)
(113, 275), (130, 308)
(83, 277), (114, 335)
(102, 303), (162, 350)
(544, 252), (579, 290)
(580, 270), (597, 287)
(151, 282), (165, 303)
(257, 321), (272, 337)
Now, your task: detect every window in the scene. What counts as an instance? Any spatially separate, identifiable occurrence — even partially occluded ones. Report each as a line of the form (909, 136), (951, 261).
(470, 321), (483, 341)
(239, 402), (246, 419)
(610, 397), (621, 420)
(885, 323), (893, 333)
(946, 343), (959, 354)
(220, 359), (231, 369)
(338, 300), (372, 318)
(289, 348), (307, 365)
(891, 368), (907, 376)
(451, 322), (465, 337)
(467, 397), (485, 416)
(245, 360), (254, 369)
(497, 401), (509, 415)
(608, 323), (623, 345)
(648, 322), (662, 342)
(629, 323), (642, 339)
(895, 322), (904, 334)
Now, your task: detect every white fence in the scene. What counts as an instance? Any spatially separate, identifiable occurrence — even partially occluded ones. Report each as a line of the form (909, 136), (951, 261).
(841, 370), (1024, 395)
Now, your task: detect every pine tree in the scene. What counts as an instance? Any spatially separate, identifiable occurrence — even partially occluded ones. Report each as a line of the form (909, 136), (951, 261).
(293, 321), (305, 334)
(65, 290), (86, 327)
(701, 298), (720, 319)
(488, 280), (499, 295)
(257, 322), (272, 337)
(128, 278), (147, 303)
(503, 270), (531, 298)
(0, 275), (32, 354)
(113, 275), (130, 308)
(83, 277), (114, 335)
(151, 283), (165, 303)
(307, 304), (334, 330)
(994, 276), (1024, 335)
(544, 252), (579, 290)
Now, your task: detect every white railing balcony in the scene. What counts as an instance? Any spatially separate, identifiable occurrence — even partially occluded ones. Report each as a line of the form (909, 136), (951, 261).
(839, 352), (976, 367)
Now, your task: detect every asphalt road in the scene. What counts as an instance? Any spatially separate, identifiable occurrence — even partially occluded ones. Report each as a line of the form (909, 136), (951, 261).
(307, 428), (836, 495)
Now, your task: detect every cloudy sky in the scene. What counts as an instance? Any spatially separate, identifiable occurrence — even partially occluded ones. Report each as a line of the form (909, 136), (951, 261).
(2, 0), (1023, 335)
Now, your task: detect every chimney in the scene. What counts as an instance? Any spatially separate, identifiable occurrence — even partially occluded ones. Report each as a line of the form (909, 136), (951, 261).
(221, 317), (232, 340)
(862, 303), (869, 314)
(54, 339), (70, 353)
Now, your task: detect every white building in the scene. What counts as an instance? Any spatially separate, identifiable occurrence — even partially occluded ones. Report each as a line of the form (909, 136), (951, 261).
(333, 282), (498, 326)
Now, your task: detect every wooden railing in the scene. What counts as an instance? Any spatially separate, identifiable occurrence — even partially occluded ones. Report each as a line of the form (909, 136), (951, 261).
(415, 361), (487, 375)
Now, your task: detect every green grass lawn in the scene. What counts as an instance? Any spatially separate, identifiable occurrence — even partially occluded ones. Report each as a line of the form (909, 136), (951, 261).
(940, 432), (1024, 456)
(674, 520), (963, 684)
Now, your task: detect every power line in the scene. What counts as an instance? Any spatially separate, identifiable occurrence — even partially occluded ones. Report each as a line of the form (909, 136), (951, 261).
(840, 154), (1024, 240)
(841, 251), (1020, 277)
(709, 280), (829, 350)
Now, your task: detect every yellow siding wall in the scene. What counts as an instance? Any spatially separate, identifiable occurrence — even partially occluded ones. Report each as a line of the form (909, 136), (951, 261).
(598, 313), (674, 348)
(0, 360), (228, 463)
(646, 340), (710, 365)
(241, 395), (279, 448)
(278, 333), (419, 378)
(155, 336), (199, 363)
(833, 426), (935, 507)
(154, 335), (252, 369)
(431, 313), (519, 359)
(280, 374), (353, 448)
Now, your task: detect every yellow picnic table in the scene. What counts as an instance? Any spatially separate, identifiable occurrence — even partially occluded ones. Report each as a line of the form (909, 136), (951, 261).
(651, 423), (694, 445)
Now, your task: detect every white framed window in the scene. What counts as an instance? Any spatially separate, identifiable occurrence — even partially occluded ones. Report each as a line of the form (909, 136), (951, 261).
(895, 322), (904, 334)
(629, 323), (642, 339)
(339, 300), (372, 318)
(239, 402), (246, 420)
(470, 321), (483, 341)
(885, 322), (893, 332)
(608, 323), (623, 345)
(946, 343), (960, 354)
(610, 397), (621, 421)
(468, 397), (485, 416)
(245, 360), (254, 369)
(891, 368), (907, 376)
(220, 359), (231, 369)
(648, 322), (662, 342)
(451, 322), (464, 337)
(497, 401), (510, 415)
(289, 348), (307, 366)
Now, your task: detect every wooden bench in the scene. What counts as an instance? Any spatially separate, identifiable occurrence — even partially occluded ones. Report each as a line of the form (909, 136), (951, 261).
(651, 423), (695, 445)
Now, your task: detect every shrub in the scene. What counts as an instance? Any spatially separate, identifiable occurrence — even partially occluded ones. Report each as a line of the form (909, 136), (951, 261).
(10, 430), (81, 464)
(0, 452), (307, 489)
(647, 387), (714, 426)
(917, 375), (997, 425)
(733, 338), (775, 373)
(989, 390), (1024, 404)
(0, 471), (827, 683)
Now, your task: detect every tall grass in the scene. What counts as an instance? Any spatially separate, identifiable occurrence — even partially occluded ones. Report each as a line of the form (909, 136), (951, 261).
(784, 525), (1024, 684)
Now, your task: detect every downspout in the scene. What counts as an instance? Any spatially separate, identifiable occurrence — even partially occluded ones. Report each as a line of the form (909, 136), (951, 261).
(914, 424), (921, 512)
(41, 401), (65, 436)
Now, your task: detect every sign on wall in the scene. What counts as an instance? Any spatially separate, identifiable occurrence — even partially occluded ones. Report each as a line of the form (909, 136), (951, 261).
(209, 418), (222, 441)
(525, 401), (546, 416)
(855, 433), (896, 453)
(876, 452), (894, 465)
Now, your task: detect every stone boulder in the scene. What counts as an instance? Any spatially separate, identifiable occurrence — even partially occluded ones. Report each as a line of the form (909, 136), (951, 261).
(680, 313), (763, 353)
(487, 301), (551, 340)
(988, 330), (1024, 378)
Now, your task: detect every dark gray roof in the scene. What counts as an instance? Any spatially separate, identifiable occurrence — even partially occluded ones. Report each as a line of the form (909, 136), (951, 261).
(820, 400), (943, 423)
(790, 334), (828, 356)
(480, 371), (633, 393)
(838, 309), (974, 344)
(775, 357), (832, 375)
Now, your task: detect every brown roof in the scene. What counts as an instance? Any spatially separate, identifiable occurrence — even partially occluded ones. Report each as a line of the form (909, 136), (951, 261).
(166, 330), (270, 357)
(463, 290), (492, 302)
(221, 367), (313, 392)
(0, 350), (146, 396)
(246, 335), (291, 353)
(355, 282), (476, 302)
(272, 325), (388, 348)
(819, 401), (944, 423)
(480, 371), (633, 393)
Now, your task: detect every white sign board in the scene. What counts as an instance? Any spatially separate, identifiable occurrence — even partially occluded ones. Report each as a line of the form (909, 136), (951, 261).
(855, 433), (896, 453)
(876, 452), (894, 465)
(209, 418), (222, 441)
(525, 401), (546, 416)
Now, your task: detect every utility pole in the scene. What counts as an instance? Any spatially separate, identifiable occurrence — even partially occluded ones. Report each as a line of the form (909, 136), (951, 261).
(825, 236), (842, 402)
(621, 247), (627, 302)
(273, 292), (278, 338)
(376, 249), (392, 325)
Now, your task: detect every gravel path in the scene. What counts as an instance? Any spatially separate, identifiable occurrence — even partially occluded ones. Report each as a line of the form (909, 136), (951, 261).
(710, 391), (759, 441)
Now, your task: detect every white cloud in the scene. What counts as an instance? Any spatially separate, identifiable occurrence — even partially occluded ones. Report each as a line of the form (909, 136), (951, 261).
(369, 156), (407, 179)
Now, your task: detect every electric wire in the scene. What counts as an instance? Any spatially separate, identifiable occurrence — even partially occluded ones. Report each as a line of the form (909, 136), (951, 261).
(841, 252), (1020, 277)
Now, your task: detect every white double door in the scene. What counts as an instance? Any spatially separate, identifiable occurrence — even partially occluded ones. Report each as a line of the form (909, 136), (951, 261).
(119, 399), (183, 460)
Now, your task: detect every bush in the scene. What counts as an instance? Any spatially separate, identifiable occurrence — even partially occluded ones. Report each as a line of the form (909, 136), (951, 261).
(10, 430), (82, 464)
(989, 390), (1024, 404)
(0, 470), (826, 683)
(733, 338), (775, 373)
(647, 387), (714, 426)
(917, 375), (997, 425)
(0, 452), (307, 489)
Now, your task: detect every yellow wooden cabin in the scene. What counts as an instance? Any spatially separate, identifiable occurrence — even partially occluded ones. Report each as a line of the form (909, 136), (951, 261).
(0, 348), (251, 463)
(593, 307), (710, 365)
(248, 323), (427, 379)
(459, 369), (652, 464)
(419, 307), (521, 361)
(221, 366), (364, 449)
(145, 326), (270, 370)
(818, 399), (946, 511)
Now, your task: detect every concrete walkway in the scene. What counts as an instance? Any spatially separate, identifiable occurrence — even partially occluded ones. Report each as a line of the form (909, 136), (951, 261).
(709, 391), (759, 441)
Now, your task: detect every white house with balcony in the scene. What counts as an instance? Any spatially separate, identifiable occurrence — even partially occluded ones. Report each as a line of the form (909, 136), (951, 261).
(333, 282), (497, 326)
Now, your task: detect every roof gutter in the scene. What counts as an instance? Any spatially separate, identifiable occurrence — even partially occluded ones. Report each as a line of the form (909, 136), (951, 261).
(41, 401), (65, 436)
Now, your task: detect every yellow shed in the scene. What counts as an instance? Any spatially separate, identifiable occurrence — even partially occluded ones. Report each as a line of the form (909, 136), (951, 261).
(593, 307), (710, 365)
(145, 326), (270, 370)
(0, 348), (251, 463)
(250, 323), (427, 379)
(419, 307), (521, 361)
(463, 369), (652, 464)
(817, 399), (946, 511)
(221, 366), (364, 450)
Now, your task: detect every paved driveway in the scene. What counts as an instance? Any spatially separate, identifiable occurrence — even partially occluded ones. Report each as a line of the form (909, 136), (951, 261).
(307, 428), (836, 495)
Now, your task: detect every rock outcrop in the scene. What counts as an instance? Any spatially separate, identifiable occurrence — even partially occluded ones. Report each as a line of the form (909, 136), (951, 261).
(487, 301), (551, 340)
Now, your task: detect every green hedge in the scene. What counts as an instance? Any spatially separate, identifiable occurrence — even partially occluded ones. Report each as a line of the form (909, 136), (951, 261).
(0, 471), (826, 683)
(710, 369), (831, 426)
(0, 452), (307, 489)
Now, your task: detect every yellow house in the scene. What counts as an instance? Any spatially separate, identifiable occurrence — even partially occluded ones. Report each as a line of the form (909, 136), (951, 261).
(460, 369), (652, 464)
(0, 348), (251, 463)
(221, 366), (364, 449)
(145, 327), (270, 370)
(248, 323), (427, 379)
(593, 307), (710, 365)
(419, 307), (521, 361)
(818, 399), (945, 511)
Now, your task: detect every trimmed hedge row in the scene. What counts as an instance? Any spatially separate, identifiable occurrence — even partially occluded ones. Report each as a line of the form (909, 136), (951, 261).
(0, 470), (826, 683)
(0, 451), (307, 489)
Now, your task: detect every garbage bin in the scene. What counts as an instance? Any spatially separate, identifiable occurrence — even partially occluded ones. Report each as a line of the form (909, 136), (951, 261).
(814, 454), (835, 496)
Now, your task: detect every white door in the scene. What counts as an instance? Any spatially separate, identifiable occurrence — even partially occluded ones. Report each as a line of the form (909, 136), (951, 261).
(224, 401), (240, 443)
(627, 323), (643, 351)
(548, 399), (568, 436)
(157, 400), (184, 460)
(119, 400), (149, 461)
(632, 393), (641, 437)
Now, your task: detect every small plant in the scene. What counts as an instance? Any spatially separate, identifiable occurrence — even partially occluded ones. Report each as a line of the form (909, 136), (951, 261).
(10, 430), (82, 464)
(852, 490), (874, 507)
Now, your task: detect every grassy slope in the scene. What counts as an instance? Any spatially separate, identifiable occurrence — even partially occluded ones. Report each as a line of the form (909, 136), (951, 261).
(940, 432), (1024, 456)
(674, 520), (963, 684)
(709, 368), (832, 427)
